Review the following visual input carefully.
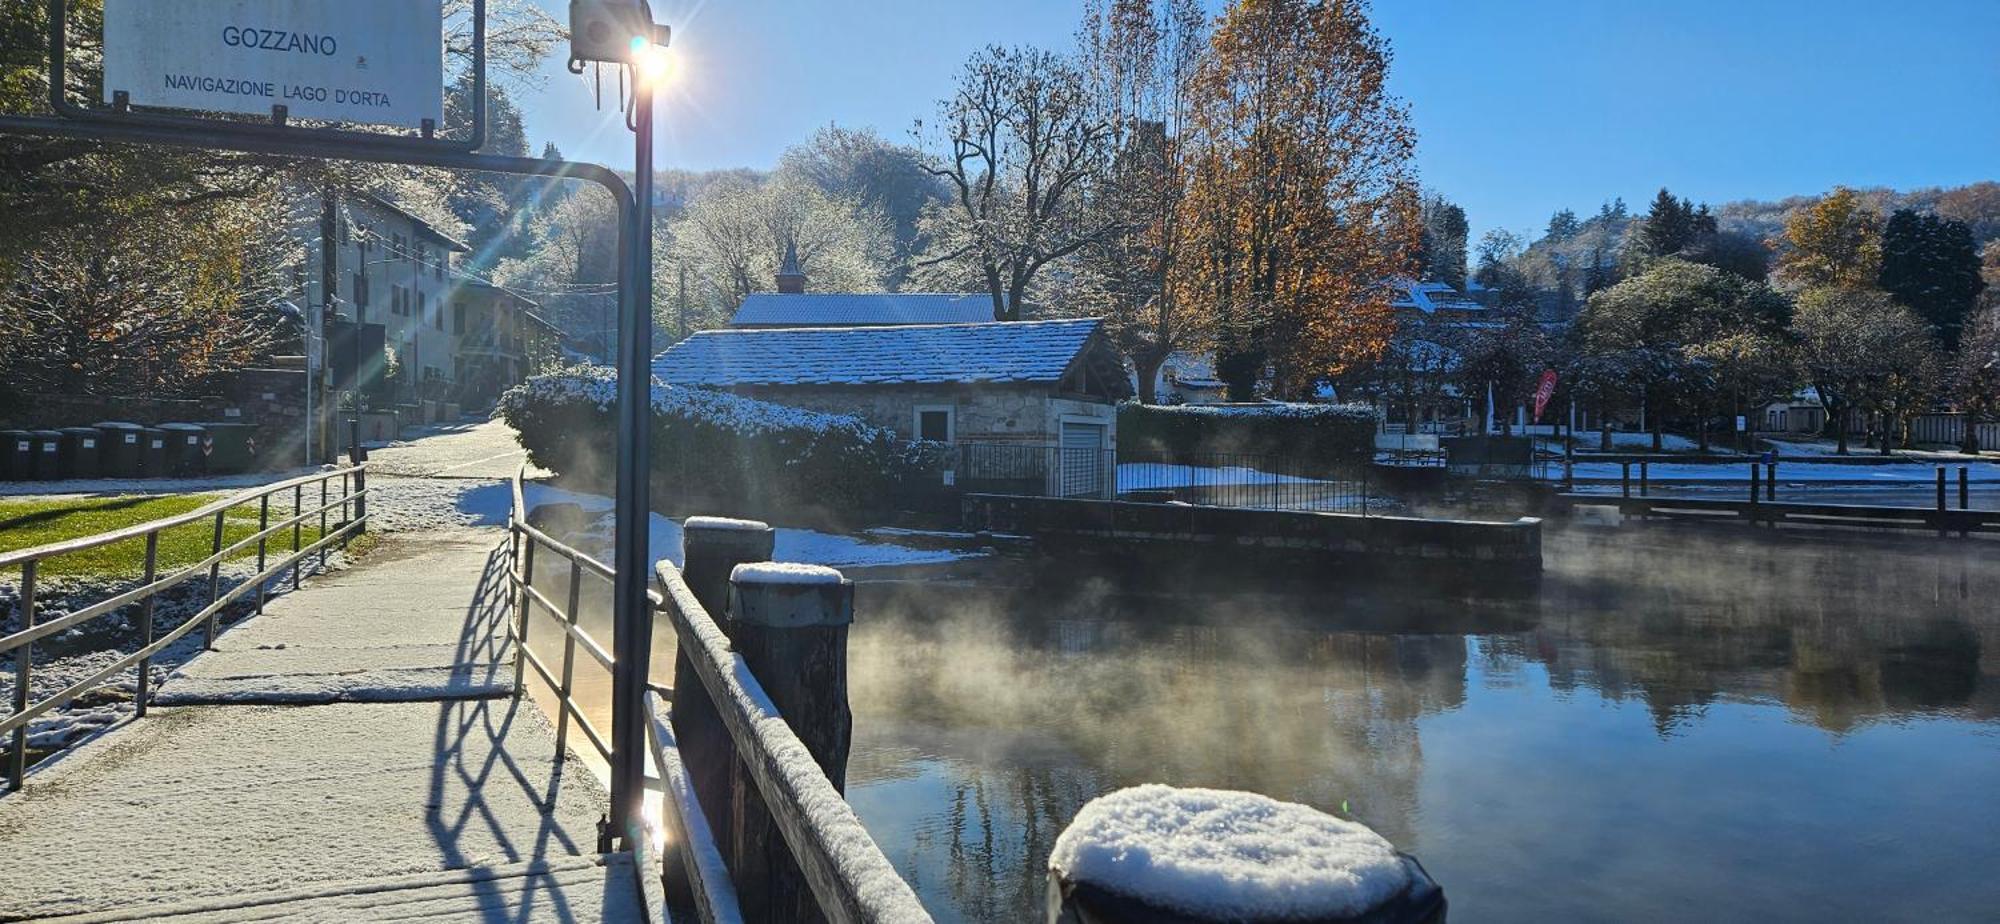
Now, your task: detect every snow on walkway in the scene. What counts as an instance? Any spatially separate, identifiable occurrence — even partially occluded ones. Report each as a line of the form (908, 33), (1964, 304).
(0, 530), (639, 922)
(154, 531), (514, 705)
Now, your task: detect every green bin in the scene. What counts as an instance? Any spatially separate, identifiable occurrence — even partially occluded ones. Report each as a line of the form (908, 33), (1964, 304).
(157, 423), (207, 476)
(0, 430), (30, 481)
(57, 427), (102, 479)
(140, 427), (169, 478)
(193, 422), (257, 474)
(94, 422), (147, 478)
(28, 430), (63, 480)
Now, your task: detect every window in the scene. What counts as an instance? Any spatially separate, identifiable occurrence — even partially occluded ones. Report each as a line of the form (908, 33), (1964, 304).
(454, 305), (466, 335)
(417, 243), (428, 270)
(435, 253), (445, 281)
(426, 293), (441, 330)
(914, 406), (954, 443)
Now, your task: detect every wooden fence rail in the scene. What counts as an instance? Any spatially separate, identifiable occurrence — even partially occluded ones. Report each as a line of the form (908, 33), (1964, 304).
(505, 468), (931, 923)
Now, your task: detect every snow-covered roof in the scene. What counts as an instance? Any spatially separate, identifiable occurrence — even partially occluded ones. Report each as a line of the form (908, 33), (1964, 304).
(654, 318), (1113, 388)
(729, 293), (995, 327)
(1389, 279), (1485, 315)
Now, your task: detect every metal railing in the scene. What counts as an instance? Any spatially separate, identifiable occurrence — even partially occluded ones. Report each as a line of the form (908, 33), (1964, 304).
(504, 465), (931, 922)
(504, 468), (616, 770)
(0, 465), (368, 790)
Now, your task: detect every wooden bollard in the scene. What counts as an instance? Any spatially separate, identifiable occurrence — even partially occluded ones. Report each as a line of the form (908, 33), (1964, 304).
(1047, 785), (1446, 924)
(725, 562), (854, 924)
(671, 517), (775, 877)
(1749, 462), (1760, 504)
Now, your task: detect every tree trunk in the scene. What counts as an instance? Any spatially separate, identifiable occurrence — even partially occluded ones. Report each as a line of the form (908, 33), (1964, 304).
(1133, 351), (1166, 405)
(1834, 404), (1849, 455)
(1879, 412), (1893, 457)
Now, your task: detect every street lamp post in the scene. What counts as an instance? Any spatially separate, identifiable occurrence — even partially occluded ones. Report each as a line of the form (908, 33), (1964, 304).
(608, 49), (658, 851)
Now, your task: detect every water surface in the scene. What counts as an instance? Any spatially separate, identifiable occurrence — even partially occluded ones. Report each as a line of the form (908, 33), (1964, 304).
(844, 527), (2000, 922)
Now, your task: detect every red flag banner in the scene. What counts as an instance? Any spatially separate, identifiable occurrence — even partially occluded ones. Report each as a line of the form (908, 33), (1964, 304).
(1532, 369), (1558, 423)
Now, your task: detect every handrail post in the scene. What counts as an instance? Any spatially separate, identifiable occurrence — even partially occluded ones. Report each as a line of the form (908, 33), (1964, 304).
(725, 562), (855, 924)
(553, 556), (582, 758)
(204, 509), (225, 649)
(318, 478), (330, 572)
(136, 533), (159, 717)
(1766, 461), (1776, 501)
(1622, 461), (1631, 498)
(512, 532), (536, 698)
(8, 560), (36, 790)
(291, 485), (304, 592)
(1960, 466), (1970, 511)
(673, 518), (776, 875)
(340, 470), (352, 534)
(1749, 462), (1760, 505)
(1640, 460), (1650, 497)
(255, 495), (270, 615)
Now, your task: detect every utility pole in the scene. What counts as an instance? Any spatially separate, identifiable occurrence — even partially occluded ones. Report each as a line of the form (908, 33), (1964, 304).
(315, 187), (338, 465)
(677, 262), (688, 341)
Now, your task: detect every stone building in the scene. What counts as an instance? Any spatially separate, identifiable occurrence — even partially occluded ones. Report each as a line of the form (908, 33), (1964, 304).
(651, 317), (1131, 451)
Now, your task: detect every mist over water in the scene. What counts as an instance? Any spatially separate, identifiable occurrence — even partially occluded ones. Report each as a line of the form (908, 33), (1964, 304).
(842, 527), (2000, 923)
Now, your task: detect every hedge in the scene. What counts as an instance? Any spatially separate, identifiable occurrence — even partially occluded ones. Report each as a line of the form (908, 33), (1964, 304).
(495, 366), (941, 519)
(1117, 402), (1378, 468)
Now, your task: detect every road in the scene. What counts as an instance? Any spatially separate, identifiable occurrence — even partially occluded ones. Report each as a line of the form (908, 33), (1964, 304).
(366, 418), (544, 479)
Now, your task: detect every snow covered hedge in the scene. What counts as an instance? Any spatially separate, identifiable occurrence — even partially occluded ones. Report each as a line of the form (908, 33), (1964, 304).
(1119, 402), (1378, 467)
(496, 366), (939, 516)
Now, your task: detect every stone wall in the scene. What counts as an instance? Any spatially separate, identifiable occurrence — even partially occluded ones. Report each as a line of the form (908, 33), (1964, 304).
(731, 383), (1118, 446)
(962, 493), (1543, 578)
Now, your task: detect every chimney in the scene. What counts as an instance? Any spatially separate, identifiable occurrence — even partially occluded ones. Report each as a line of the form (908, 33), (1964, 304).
(776, 239), (806, 294)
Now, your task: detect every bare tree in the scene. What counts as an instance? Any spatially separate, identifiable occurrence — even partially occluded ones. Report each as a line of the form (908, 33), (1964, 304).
(1073, 0), (1211, 403)
(913, 45), (1121, 321)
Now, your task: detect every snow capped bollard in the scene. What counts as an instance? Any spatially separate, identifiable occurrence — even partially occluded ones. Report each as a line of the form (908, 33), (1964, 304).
(726, 561), (855, 924)
(669, 516), (777, 881)
(1047, 785), (1446, 924)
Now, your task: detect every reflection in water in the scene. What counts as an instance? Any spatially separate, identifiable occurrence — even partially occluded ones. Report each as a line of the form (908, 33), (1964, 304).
(846, 527), (2000, 923)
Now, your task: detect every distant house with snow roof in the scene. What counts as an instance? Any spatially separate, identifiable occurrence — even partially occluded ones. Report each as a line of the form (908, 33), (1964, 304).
(727, 243), (996, 328)
(653, 317), (1131, 451)
(1390, 279), (1489, 323)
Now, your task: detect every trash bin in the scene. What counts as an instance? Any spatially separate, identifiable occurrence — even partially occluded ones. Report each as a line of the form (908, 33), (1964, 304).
(28, 430), (63, 480)
(140, 427), (169, 478)
(193, 421), (257, 474)
(157, 423), (207, 476)
(94, 421), (147, 478)
(57, 427), (103, 480)
(0, 430), (31, 481)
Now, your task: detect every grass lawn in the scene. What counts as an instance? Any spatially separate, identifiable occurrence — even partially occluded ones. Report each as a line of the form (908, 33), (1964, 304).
(0, 493), (341, 580)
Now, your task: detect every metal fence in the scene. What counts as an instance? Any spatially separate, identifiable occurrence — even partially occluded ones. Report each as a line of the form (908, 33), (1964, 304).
(0, 465), (367, 790)
(942, 443), (1374, 514)
(505, 466), (931, 922)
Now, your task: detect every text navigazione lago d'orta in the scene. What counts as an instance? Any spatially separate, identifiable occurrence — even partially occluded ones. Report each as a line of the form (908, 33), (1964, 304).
(160, 24), (396, 110)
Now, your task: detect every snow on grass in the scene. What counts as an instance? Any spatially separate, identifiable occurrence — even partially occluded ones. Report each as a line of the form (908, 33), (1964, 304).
(1118, 463), (1326, 491)
(0, 467), (325, 499)
(492, 481), (981, 572)
(1050, 784), (1412, 921)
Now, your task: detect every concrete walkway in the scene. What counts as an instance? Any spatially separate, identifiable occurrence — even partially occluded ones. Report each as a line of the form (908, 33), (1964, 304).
(0, 532), (644, 922)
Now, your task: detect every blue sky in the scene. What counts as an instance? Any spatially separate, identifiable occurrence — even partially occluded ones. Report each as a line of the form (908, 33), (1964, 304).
(521, 0), (2000, 242)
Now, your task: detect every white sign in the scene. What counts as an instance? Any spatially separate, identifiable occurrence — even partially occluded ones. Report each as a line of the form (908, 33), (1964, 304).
(103, 0), (444, 129)
(1735, 415), (1747, 432)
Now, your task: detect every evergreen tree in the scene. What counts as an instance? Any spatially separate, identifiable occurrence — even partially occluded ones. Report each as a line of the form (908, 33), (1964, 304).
(1879, 209), (1986, 348)
(1545, 209), (1581, 242)
(1417, 194), (1469, 289)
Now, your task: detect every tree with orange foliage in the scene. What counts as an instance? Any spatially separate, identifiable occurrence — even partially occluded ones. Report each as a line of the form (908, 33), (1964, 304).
(1774, 186), (1883, 290)
(1180, 0), (1418, 400)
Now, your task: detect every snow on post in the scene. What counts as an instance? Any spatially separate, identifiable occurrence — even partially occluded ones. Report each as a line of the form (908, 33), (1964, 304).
(725, 560), (856, 921)
(671, 517), (777, 877)
(1047, 785), (1445, 924)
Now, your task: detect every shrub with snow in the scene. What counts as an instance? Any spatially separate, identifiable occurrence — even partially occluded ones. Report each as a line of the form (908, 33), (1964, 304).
(495, 365), (940, 516)
(1120, 402), (1379, 468)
